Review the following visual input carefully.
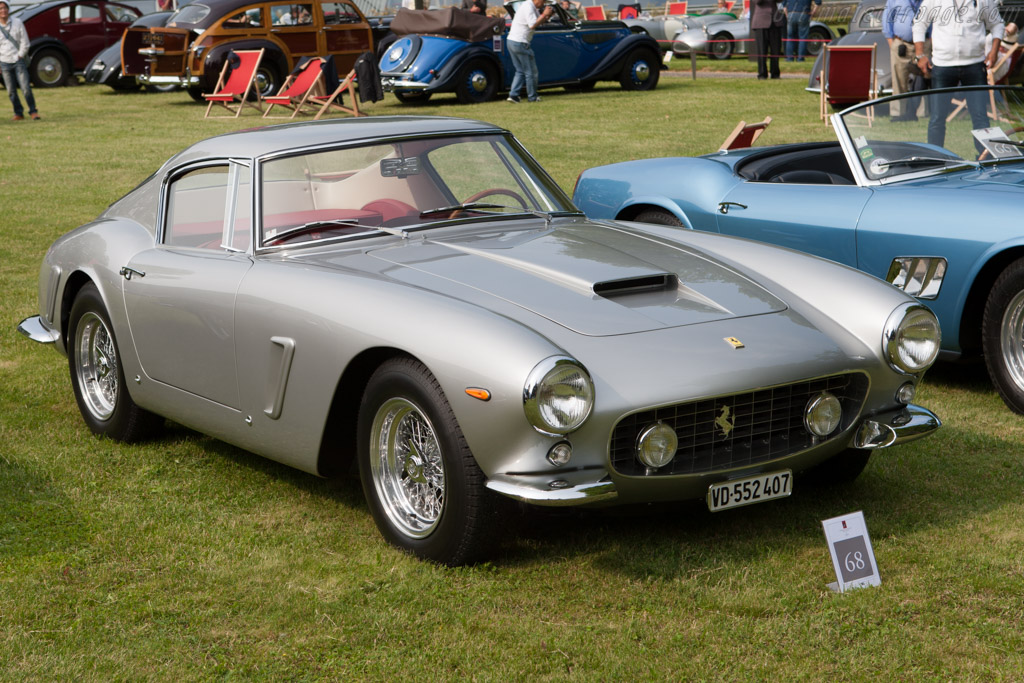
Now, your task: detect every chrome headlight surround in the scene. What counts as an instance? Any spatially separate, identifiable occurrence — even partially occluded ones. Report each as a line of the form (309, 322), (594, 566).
(883, 303), (941, 374)
(523, 356), (594, 436)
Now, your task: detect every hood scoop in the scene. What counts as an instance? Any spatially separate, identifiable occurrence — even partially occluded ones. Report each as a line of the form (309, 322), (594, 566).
(594, 273), (675, 297)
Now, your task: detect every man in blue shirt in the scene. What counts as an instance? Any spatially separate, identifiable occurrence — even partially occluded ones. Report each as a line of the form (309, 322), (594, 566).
(883, 0), (929, 119)
(782, 0), (821, 61)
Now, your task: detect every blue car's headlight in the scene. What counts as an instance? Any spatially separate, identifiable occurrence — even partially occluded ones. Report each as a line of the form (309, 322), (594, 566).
(883, 303), (940, 374)
(524, 357), (594, 435)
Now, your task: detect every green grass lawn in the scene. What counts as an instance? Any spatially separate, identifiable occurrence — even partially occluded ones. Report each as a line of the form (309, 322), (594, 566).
(2, 76), (1023, 680)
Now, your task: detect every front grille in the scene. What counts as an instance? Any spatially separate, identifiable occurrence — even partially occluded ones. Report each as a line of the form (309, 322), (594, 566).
(610, 373), (869, 476)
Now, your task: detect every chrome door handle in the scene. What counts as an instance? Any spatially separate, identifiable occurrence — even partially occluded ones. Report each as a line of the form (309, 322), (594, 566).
(119, 266), (146, 281)
(718, 202), (748, 215)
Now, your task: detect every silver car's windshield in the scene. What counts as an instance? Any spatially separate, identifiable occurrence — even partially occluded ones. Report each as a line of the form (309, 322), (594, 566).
(258, 134), (578, 247)
(840, 86), (1024, 182)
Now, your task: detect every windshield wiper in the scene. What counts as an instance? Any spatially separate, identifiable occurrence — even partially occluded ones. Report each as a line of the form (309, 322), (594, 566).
(869, 155), (977, 175)
(267, 218), (406, 245)
(419, 202), (517, 217)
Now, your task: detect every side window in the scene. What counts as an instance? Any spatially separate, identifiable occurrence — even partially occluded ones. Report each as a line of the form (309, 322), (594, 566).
(322, 1), (360, 25)
(165, 163), (251, 250)
(272, 3), (312, 25)
(224, 7), (263, 28)
(74, 4), (103, 22)
(859, 8), (881, 30)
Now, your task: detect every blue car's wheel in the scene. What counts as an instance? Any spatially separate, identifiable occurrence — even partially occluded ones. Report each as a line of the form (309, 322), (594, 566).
(619, 49), (660, 91)
(456, 59), (498, 104)
(983, 258), (1024, 414)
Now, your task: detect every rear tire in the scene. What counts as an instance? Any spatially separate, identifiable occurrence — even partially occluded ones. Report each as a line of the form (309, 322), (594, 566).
(357, 357), (500, 565)
(68, 283), (162, 442)
(982, 257), (1024, 414)
(30, 48), (70, 87)
(805, 26), (830, 57)
(455, 59), (498, 104)
(633, 209), (683, 227)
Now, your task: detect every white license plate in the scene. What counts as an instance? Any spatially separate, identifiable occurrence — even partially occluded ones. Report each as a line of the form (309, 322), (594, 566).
(707, 470), (793, 512)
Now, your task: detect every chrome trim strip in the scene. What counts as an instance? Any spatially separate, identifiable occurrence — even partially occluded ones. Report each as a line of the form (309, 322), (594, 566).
(17, 316), (60, 344)
(45, 264), (61, 323)
(853, 403), (940, 449)
(485, 479), (617, 506)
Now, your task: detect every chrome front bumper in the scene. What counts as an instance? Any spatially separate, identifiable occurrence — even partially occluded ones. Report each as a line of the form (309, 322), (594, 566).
(853, 403), (940, 449)
(137, 74), (199, 86)
(17, 315), (60, 344)
(485, 479), (618, 506)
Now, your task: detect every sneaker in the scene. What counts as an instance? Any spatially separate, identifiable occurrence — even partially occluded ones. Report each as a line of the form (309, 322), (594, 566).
(528, 96), (542, 102)
(30, 113), (41, 120)
(506, 95), (521, 103)
(12, 115), (23, 121)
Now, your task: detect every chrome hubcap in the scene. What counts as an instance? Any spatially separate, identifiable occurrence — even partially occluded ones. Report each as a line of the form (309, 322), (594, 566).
(76, 312), (118, 421)
(633, 62), (650, 83)
(469, 71), (488, 93)
(1000, 290), (1024, 390)
(370, 398), (445, 538)
(37, 56), (63, 86)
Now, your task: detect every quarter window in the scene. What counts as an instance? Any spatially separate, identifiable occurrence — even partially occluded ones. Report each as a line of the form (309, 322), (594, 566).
(165, 163), (251, 250)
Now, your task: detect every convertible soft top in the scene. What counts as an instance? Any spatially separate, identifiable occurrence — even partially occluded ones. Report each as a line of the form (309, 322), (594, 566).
(390, 7), (504, 42)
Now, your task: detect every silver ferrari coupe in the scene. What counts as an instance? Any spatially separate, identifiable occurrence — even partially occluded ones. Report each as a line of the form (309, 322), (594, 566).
(19, 117), (940, 565)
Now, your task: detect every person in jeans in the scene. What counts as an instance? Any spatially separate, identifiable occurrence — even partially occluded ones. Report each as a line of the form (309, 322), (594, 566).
(913, 0), (1003, 148)
(782, 0), (820, 61)
(0, 0), (40, 121)
(507, 0), (553, 103)
(884, 0), (929, 120)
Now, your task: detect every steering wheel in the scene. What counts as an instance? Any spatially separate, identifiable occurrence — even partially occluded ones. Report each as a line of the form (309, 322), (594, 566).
(461, 188), (528, 211)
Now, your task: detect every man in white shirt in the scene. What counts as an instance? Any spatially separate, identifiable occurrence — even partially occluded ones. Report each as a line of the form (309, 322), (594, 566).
(506, 0), (553, 102)
(913, 0), (1003, 146)
(0, 0), (40, 121)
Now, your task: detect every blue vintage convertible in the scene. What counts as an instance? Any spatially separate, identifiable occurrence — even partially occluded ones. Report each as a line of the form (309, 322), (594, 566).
(379, 4), (662, 104)
(574, 86), (1024, 415)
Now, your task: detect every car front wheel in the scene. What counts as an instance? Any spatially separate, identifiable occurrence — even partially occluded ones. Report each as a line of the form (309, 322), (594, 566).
(709, 32), (733, 60)
(619, 49), (660, 91)
(633, 209), (684, 227)
(983, 258), (1024, 414)
(68, 283), (161, 441)
(357, 357), (499, 565)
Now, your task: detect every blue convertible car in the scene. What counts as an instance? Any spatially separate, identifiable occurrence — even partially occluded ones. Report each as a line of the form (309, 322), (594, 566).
(575, 86), (1024, 414)
(379, 4), (662, 104)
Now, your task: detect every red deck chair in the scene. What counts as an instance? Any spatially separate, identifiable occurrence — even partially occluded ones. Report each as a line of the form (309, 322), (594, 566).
(617, 3), (640, 18)
(666, 1), (688, 14)
(203, 49), (265, 118)
(310, 68), (362, 120)
(723, 0), (735, 11)
(584, 5), (607, 20)
(720, 116), (772, 151)
(262, 57), (326, 118)
(819, 44), (877, 126)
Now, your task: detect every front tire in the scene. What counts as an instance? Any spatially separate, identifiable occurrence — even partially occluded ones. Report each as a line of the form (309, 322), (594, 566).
(619, 49), (660, 90)
(983, 258), (1024, 414)
(30, 48), (70, 87)
(68, 283), (161, 442)
(633, 209), (684, 227)
(455, 59), (498, 104)
(357, 357), (499, 565)
(709, 32), (733, 60)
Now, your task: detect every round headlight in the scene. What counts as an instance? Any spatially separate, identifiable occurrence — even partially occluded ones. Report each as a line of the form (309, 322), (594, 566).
(636, 422), (678, 469)
(884, 303), (941, 374)
(523, 357), (594, 435)
(804, 392), (842, 437)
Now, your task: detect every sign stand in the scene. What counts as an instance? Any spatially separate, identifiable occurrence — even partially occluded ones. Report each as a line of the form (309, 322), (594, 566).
(821, 510), (880, 593)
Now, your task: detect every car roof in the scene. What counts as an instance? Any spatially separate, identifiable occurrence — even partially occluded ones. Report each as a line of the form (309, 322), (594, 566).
(13, 0), (136, 19)
(166, 116), (509, 167)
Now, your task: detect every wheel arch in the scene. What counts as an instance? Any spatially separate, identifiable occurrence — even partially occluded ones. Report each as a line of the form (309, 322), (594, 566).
(959, 246), (1024, 355)
(28, 37), (72, 66)
(59, 270), (99, 349)
(579, 33), (662, 82)
(316, 346), (420, 477)
(615, 201), (695, 230)
(424, 46), (502, 93)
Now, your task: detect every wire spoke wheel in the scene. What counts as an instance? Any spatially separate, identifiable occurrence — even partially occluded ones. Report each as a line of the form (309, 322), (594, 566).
(369, 398), (446, 539)
(999, 289), (1024, 391)
(75, 311), (119, 421)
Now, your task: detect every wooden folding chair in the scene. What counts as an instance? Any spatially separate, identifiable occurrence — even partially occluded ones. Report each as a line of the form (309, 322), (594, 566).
(203, 48), (265, 118)
(665, 1), (688, 14)
(617, 3), (640, 19)
(263, 57), (326, 118)
(311, 68), (361, 120)
(723, 0), (735, 11)
(819, 44), (877, 126)
(583, 5), (607, 20)
(720, 116), (772, 151)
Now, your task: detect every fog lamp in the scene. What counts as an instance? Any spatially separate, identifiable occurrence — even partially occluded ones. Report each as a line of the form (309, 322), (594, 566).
(804, 392), (842, 437)
(547, 441), (573, 467)
(896, 382), (916, 404)
(635, 422), (678, 469)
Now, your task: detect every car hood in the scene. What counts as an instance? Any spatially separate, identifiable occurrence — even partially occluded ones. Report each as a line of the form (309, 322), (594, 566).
(960, 164), (1024, 189)
(357, 221), (787, 337)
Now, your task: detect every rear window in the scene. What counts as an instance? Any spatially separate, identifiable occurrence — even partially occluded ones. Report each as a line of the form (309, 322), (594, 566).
(169, 3), (211, 25)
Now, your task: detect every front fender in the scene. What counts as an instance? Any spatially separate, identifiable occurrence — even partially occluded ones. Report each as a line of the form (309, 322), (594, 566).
(578, 32), (661, 81)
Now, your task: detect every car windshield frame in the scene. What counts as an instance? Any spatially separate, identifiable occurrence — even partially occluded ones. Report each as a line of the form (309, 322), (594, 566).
(832, 85), (1024, 186)
(253, 131), (582, 252)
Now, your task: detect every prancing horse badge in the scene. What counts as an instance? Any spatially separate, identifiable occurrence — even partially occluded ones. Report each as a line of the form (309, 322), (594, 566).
(724, 336), (745, 349)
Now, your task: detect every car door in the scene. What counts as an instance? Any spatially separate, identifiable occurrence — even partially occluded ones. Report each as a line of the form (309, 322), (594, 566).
(58, 3), (108, 69)
(319, 0), (372, 77)
(269, 2), (320, 62)
(714, 181), (871, 268)
(122, 161), (253, 410)
(532, 7), (622, 83)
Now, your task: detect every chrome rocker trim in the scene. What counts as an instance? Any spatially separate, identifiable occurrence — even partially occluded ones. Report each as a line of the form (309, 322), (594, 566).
(17, 316), (60, 344)
(853, 403), (940, 449)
